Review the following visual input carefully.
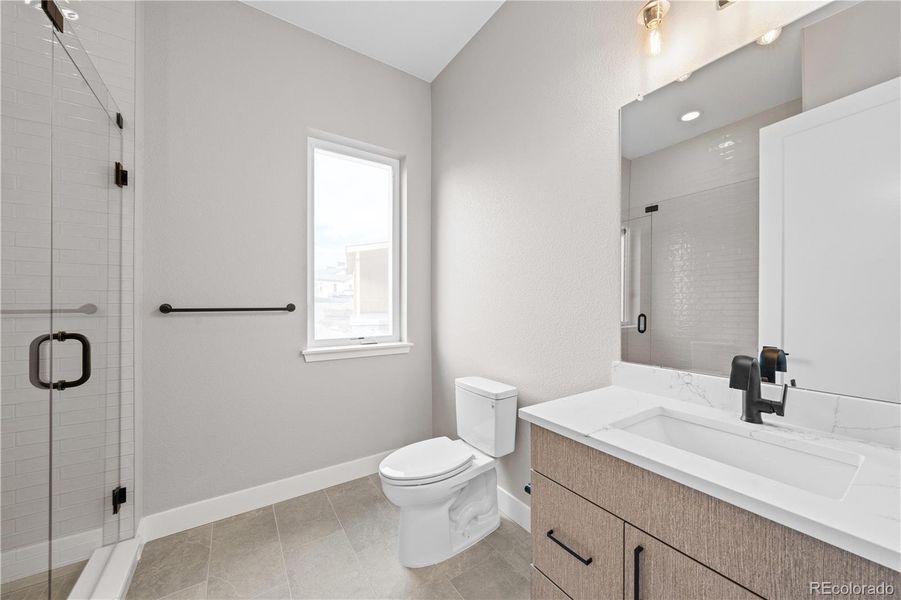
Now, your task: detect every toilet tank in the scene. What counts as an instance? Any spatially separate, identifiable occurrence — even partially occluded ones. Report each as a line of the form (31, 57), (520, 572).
(455, 377), (518, 458)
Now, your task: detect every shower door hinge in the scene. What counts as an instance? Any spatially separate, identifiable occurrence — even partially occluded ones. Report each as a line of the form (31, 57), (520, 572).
(42, 1), (64, 33)
(112, 486), (127, 515)
(115, 162), (128, 187)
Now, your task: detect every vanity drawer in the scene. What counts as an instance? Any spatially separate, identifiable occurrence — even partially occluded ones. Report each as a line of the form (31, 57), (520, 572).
(531, 566), (571, 600)
(624, 524), (760, 600)
(532, 472), (623, 600)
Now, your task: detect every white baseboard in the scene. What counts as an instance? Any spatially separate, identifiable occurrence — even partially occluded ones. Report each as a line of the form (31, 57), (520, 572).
(497, 486), (531, 533)
(1, 527), (102, 584)
(140, 449), (393, 542)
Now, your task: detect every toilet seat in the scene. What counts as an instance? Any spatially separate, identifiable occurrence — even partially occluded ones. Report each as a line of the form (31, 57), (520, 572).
(380, 437), (475, 486)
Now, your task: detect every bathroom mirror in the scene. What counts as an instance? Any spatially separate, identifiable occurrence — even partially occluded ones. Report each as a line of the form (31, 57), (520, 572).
(620, 1), (900, 403)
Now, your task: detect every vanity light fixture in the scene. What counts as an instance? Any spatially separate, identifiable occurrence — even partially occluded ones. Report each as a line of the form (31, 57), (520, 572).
(756, 27), (782, 46)
(637, 0), (670, 57)
(680, 110), (701, 122)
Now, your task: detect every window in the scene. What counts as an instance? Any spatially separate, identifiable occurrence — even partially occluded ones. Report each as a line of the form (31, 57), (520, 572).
(306, 137), (403, 354)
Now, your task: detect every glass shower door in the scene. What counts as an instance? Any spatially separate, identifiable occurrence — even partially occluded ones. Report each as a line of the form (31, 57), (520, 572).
(621, 215), (653, 365)
(48, 14), (131, 578)
(1, 2), (132, 594)
(1, 0), (57, 590)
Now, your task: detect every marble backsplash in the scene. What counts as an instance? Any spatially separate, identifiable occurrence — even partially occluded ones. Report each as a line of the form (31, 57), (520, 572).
(612, 361), (901, 449)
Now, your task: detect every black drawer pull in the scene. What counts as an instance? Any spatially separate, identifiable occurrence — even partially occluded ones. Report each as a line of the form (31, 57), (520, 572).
(633, 545), (644, 600)
(546, 529), (592, 566)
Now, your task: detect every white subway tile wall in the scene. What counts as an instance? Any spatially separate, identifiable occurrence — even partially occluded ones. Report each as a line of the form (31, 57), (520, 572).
(1, 0), (136, 583)
(622, 101), (801, 375)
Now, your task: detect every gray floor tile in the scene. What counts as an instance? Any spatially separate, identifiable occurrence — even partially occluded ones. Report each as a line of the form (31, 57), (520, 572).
(416, 539), (499, 582)
(251, 582), (291, 599)
(124, 478), (532, 600)
(484, 517), (532, 579)
(49, 571), (82, 600)
(325, 476), (395, 531)
(449, 554), (530, 600)
(159, 582), (207, 600)
(274, 490), (341, 552)
(283, 530), (373, 599)
(2, 561), (87, 600)
(0, 576), (82, 600)
(1, 583), (48, 600)
(367, 474), (391, 503)
(356, 538), (462, 600)
(343, 503), (399, 554)
(207, 507), (289, 599)
(127, 524), (212, 600)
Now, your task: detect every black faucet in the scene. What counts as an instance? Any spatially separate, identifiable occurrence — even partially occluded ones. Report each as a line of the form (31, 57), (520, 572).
(729, 355), (787, 424)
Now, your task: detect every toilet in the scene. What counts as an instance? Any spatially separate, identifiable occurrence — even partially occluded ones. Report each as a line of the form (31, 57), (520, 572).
(379, 377), (517, 568)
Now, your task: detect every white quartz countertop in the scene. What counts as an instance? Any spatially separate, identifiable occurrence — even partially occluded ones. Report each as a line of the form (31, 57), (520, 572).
(519, 385), (901, 571)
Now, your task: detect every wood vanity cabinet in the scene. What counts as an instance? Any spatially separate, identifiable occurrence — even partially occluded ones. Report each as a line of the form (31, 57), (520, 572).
(532, 566), (571, 600)
(623, 525), (758, 600)
(530, 424), (900, 600)
(532, 472), (623, 599)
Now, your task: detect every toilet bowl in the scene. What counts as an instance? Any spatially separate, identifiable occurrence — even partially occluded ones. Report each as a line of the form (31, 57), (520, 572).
(379, 377), (517, 568)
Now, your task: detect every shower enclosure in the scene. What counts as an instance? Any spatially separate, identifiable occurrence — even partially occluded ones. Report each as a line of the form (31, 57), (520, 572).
(620, 191), (760, 376)
(2, 0), (134, 594)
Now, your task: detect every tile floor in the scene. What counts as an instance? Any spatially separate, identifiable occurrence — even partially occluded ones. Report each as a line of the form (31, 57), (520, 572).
(0, 561), (86, 600)
(126, 475), (531, 600)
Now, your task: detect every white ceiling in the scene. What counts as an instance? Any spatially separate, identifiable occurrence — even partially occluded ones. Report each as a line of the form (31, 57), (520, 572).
(621, 3), (846, 159)
(243, 1), (504, 82)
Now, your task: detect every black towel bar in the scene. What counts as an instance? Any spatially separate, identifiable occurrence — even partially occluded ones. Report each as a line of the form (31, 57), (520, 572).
(159, 303), (295, 314)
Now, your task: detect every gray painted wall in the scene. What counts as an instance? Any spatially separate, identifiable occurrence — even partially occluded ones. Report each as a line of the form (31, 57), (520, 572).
(430, 1), (829, 505)
(142, 1), (432, 514)
(140, 0), (831, 515)
(802, 1), (901, 110)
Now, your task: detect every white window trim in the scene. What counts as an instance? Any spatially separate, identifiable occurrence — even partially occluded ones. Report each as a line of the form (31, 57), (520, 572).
(302, 341), (413, 363)
(305, 136), (405, 358)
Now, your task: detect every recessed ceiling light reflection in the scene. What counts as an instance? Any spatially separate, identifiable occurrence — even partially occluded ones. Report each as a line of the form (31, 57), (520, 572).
(680, 110), (701, 122)
(757, 28), (782, 46)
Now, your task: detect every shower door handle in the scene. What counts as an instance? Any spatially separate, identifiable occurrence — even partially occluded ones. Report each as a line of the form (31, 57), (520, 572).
(29, 331), (92, 390)
(637, 313), (647, 334)
(57, 332), (91, 390)
(29, 334), (52, 389)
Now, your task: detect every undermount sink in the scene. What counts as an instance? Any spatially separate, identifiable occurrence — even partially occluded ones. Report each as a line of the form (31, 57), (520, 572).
(607, 407), (864, 500)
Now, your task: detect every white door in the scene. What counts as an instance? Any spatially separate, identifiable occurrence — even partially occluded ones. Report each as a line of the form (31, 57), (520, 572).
(759, 78), (900, 403)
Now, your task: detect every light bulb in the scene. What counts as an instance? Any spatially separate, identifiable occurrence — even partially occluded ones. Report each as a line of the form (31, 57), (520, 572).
(680, 111), (701, 122)
(648, 27), (662, 56)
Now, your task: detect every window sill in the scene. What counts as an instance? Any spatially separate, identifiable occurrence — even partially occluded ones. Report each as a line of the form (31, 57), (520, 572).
(302, 342), (413, 363)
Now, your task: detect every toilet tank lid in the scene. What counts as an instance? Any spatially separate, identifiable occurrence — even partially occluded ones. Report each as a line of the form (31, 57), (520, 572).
(455, 376), (517, 399)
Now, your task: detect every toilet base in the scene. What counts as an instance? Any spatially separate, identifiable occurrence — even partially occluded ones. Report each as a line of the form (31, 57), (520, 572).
(396, 470), (500, 568)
